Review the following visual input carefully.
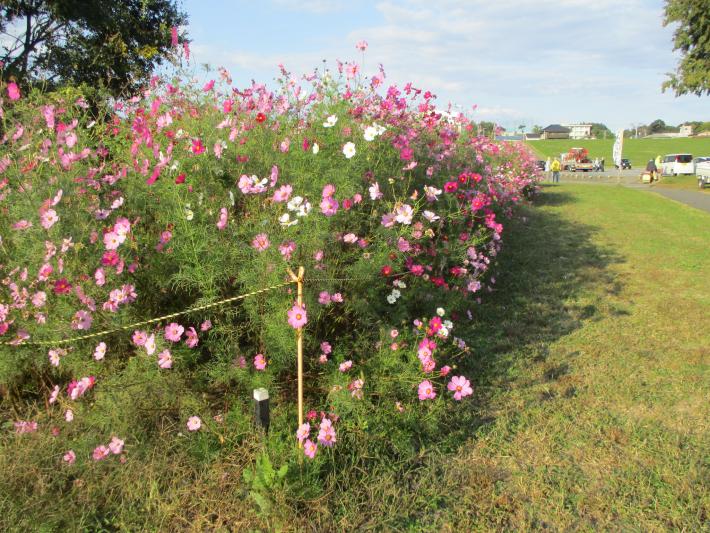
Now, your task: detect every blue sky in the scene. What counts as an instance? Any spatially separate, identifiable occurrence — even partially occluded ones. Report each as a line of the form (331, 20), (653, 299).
(181, 0), (708, 132)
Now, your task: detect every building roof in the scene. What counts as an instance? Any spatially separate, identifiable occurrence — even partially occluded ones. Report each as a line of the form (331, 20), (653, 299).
(542, 124), (571, 133)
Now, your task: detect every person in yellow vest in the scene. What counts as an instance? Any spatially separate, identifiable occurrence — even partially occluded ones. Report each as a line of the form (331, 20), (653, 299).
(654, 155), (662, 181)
(551, 158), (561, 183)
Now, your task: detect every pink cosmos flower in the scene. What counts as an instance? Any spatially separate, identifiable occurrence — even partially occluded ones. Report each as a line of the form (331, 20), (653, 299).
(320, 341), (332, 355)
(7, 82), (20, 101)
(95, 268), (106, 286)
(93, 445), (110, 461)
(71, 310), (93, 330)
(216, 207), (228, 230)
(94, 342), (107, 361)
(103, 231), (122, 250)
(304, 439), (317, 459)
(251, 233), (270, 252)
(278, 240), (296, 261)
(203, 79), (215, 92)
(200, 320), (212, 331)
(185, 327), (199, 348)
(14, 420), (38, 434)
(144, 334), (156, 355)
(318, 353), (328, 364)
(296, 422), (310, 443)
(132, 330), (148, 346)
(390, 329), (399, 339)
(418, 380), (436, 400)
(447, 376), (473, 400)
(187, 416), (201, 431)
(158, 349), (173, 369)
(191, 138), (206, 154)
(164, 322), (184, 342)
(319, 196), (339, 217)
(349, 378), (364, 399)
(339, 360), (352, 372)
(31, 291), (47, 307)
(65, 409), (74, 422)
(40, 209), (59, 229)
(272, 184), (292, 203)
(49, 385), (60, 404)
(331, 293), (343, 303)
(12, 220), (32, 230)
(254, 353), (267, 370)
(287, 303), (307, 329)
(63, 450), (76, 464)
(317, 418), (336, 447)
(318, 291), (331, 305)
(108, 436), (124, 454)
(440, 365), (451, 377)
(356, 40), (368, 51)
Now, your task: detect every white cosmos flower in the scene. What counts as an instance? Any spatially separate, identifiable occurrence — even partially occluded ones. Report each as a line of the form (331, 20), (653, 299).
(386, 294), (397, 304)
(363, 126), (378, 141)
(287, 196), (304, 211)
(279, 213), (298, 227)
(296, 201), (312, 217)
(323, 115), (338, 128)
(423, 210), (440, 222)
(437, 307), (446, 316)
(443, 319), (453, 330)
(391, 289), (401, 299)
(424, 186), (442, 201)
(312, 142), (319, 154)
(374, 123), (386, 135)
(394, 204), (414, 225)
(369, 182), (383, 200)
(343, 142), (356, 159)
(184, 207), (194, 220)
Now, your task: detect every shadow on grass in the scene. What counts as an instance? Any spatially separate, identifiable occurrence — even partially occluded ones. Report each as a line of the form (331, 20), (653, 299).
(453, 185), (622, 435)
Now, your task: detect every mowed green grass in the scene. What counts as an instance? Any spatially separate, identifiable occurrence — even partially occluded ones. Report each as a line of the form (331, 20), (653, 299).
(1, 185), (707, 530)
(528, 137), (710, 168)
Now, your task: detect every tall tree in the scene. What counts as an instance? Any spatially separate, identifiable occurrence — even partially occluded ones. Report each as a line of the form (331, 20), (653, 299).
(663, 0), (710, 96)
(1, 0), (187, 96)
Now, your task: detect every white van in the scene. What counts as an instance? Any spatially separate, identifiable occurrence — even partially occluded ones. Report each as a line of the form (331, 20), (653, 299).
(661, 154), (694, 176)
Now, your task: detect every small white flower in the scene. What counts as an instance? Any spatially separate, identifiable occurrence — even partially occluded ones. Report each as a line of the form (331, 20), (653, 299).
(312, 142), (319, 154)
(342, 142), (356, 159)
(323, 115), (338, 128)
(279, 213), (298, 227)
(436, 307), (445, 317)
(393, 279), (407, 289)
(438, 326), (449, 338)
(287, 196), (304, 211)
(394, 204), (414, 225)
(423, 210), (440, 222)
(229, 191), (235, 206)
(443, 319), (453, 330)
(184, 208), (194, 221)
(391, 289), (401, 299)
(386, 294), (397, 304)
(296, 201), (312, 217)
(363, 126), (378, 141)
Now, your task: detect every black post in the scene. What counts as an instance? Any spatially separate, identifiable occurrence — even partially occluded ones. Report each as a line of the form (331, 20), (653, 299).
(253, 388), (270, 432)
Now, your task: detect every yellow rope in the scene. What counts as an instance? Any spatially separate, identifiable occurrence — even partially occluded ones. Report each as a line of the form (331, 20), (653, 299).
(1, 280), (295, 347)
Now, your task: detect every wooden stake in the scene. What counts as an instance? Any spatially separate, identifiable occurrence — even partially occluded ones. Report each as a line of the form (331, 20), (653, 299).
(287, 266), (305, 447)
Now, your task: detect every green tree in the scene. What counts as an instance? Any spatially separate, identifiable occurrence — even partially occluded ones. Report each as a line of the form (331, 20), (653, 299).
(663, 0), (710, 96)
(477, 121), (496, 137)
(1, 0), (188, 96)
(590, 123), (613, 139)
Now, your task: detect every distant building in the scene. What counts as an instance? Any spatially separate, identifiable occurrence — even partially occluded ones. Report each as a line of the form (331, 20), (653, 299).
(562, 123), (593, 140)
(541, 124), (571, 140)
(679, 124), (693, 137)
(524, 133), (542, 141)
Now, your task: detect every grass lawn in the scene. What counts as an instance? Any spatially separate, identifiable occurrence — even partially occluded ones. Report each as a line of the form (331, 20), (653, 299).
(1, 184), (708, 530)
(528, 137), (710, 168)
(656, 174), (710, 193)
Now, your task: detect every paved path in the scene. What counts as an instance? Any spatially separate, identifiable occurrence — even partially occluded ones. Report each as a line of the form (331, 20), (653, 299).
(551, 170), (710, 214)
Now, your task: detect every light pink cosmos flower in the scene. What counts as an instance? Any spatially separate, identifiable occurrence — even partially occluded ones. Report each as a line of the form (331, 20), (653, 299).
(356, 40), (368, 51)
(318, 291), (331, 305)
(14, 420), (38, 434)
(296, 422), (310, 443)
(93, 445), (110, 461)
(319, 196), (339, 216)
(31, 291), (47, 307)
(103, 231), (122, 250)
(144, 334), (156, 355)
(132, 330), (148, 346)
(278, 240), (296, 261)
(200, 320), (212, 331)
(440, 365), (451, 377)
(187, 416), (201, 431)
(40, 209), (59, 229)
(304, 439), (317, 459)
(65, 409), (74, 422)
(331, 293), (343, 303)
(71, 310), (93, 330)
(164, 322), (184, 342)
(216, 207), (228, 230)
(185, 327), (198, 348)
(254, 353), (267, 370)
(158, 349), (172, 369)
(447, 376), (473, 400)
(339, 360), (352, 372)
(108, 436), (124, 454)
(287, 303), (307, 329)
(251, 233), (270, 252)
(349, 378), (364, 399)
(317, 418), (336, 447)
(94, 342), (107, 361)
(320, 341), (332, 355)
(418, 380), (436, 400)
(272, 184), (292, 203)
(49, 385), (60, 404)
(63, 450), (76, 464)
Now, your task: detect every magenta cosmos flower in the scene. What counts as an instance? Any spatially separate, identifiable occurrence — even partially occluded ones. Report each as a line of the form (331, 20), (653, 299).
(287, 303), (307, 329)
(418, 380), (436, 401)
(447, 376), (473, 400)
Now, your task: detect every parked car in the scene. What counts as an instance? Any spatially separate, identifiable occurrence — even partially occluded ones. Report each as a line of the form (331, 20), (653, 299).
(615, 158), (631, 170)
(660, 153), (694, 176)
(693, 156), (710, 174)
(696, 160), (710, 189)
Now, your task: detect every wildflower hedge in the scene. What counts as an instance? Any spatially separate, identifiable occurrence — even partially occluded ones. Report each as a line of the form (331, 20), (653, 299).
(0, 54), (538, 478)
